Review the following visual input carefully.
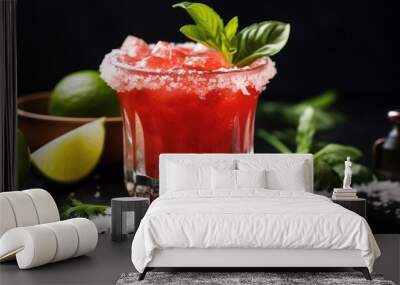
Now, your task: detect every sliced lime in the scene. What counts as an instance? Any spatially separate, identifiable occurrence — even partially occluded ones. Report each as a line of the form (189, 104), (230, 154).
(31, 118), (106, 183)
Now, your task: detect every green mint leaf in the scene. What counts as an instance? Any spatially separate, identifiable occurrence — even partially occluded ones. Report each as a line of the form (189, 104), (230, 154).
(71, 198), (83, 205)
(225, 16), (238, 40)
(332, 162), (373, 184)
(296, 107), (316, 153)
(314, 159), (340, 191)
(258, 91), (345, 133)
(173, 2), (237, 63)
(62, 198), (108, 219)
(296, 91), (345, 131)
(314, 143), (363, 165)
(233, 21), (290, 66)
(299, 90), (338, 110)
(257, 129), (292, 153)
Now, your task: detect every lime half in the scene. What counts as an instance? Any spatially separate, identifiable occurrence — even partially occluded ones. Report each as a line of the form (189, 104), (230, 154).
(31, 118), (106, 183)
(49, 70), (120, 117)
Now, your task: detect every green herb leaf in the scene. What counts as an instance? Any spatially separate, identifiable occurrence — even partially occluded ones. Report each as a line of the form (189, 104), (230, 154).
(299, 90), (338, 110)
(257, 91), (344, 133)
(173, 2), (223, 38)
(233, 21), (290, 66)
(257, 129), (292, 153)
(314, 144), (362, 165)
(313, 145), (372, 191)
(270, 129), (297, 148)
(332, 162), (373, 185)
(62, 198), (109, 219)
(314, 159), (341, 191)
(173, 2), (236, 63)
(179, 25), (213, 48)
(296, 107), (316, 153)
(225, 16), (239, 40)
(173, 2), (289, 66)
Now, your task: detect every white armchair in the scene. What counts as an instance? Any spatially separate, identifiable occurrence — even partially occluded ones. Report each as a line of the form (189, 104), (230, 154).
(0, 189), (98, 269)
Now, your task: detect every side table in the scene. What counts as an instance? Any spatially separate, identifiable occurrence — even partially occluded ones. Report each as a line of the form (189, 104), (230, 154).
(332, 198), (366, 219)
(111, 197), (150, 242)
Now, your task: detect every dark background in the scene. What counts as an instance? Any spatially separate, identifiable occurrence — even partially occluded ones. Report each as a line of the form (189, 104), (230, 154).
(17, 0), (399, 163)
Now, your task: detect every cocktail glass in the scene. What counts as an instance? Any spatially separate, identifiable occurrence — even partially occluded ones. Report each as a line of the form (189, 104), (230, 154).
(101, 50), (276, 199)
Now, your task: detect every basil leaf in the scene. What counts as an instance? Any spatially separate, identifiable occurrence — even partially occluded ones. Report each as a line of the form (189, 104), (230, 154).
(173, 3), (289, 66)
(296, 107), (316, 153)
(173, 2), (223, 38)
(225, 16), (238, 40)
(179, 24), (218, 50)
(233, 21), (290, 66)
(173, 2), (235, 63)
(314, 144), (362, 165)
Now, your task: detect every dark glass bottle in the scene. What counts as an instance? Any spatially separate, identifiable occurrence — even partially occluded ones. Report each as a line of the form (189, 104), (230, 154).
(373, 110), (400, 181)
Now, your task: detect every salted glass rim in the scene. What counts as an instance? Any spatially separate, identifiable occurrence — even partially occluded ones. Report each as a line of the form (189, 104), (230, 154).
(107, 49), (270, 77)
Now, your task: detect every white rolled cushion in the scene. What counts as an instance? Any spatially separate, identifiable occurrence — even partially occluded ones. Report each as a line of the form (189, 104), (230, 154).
(23, 188), (60, 223)
(0, 226), (57, 269)
(42, 221), (79, 262)
(0, 196), (17, 237)
(0, 191), (39, 227)
(66, 218), (98, 257)
(0, 189), (59, 239)
(0, 218), (97, 269)
(167, 163), (211, 191)
(238, 159), (308, 191)
(211, 168), (236, 190)
(236, 169), (267, 189)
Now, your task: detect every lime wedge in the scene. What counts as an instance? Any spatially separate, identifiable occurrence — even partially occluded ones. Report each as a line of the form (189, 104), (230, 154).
(31, 118), (106, 183)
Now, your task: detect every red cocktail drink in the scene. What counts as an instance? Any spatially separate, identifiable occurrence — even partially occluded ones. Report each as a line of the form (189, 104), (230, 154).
(100, 37), (277, 197)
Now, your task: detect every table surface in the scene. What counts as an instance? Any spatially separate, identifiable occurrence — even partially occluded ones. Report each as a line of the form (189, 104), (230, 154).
(0, 233), (134, 285)
(112, 197), (149, 202)
(332, 198), (366, 202)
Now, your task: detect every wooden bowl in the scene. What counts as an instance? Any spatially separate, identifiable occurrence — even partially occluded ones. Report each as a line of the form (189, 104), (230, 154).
(18, 92), (123, 164)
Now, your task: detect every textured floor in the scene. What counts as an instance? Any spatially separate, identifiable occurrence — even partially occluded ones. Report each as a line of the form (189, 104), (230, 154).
(0, 234), (134, 285)
(1, 233), (397, 284)
(117, 271), (395, 285)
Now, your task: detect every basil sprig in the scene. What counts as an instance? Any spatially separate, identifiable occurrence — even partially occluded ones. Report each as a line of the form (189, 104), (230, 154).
(173, 2), (290, 66)
(172, 2), (237, 63)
